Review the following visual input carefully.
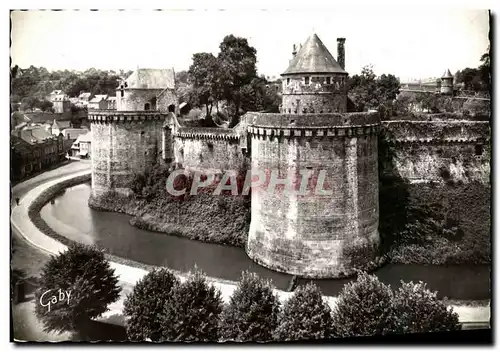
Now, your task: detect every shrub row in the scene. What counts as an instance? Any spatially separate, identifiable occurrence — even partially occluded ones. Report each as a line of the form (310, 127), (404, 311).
(123, 269), (461, 342)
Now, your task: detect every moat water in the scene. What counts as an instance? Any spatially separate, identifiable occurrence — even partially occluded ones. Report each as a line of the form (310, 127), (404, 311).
(40, 183), (491, 300)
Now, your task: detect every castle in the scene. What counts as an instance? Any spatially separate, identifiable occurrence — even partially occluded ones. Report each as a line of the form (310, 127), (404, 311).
(89, 34), (490, 279)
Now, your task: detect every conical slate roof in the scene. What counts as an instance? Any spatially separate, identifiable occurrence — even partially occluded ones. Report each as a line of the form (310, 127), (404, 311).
(282, 34), (347, 76)
(442, 69), (453, 79)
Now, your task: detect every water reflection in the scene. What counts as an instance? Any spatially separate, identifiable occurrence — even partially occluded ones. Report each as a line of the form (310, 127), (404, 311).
(40, 183), (491, 299)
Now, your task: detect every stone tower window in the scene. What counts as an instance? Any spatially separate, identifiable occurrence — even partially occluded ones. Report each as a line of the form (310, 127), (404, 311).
(475, 145), (483, 156)
(144, 103), (151, 111)
(287, 78), (290, 85)
(326, 77), (331, 85)
(304, 76), (310, 85)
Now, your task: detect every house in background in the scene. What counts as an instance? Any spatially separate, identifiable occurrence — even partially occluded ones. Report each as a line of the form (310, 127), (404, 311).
(106, 96), (117, 110)
(70, 130), (92, 159)
(62, 128), (89, 140)
(88, 95), (108, 110)
(46, 90), (63, 102)
(10, 126), (68, 181)
(52, 94), (71, 113)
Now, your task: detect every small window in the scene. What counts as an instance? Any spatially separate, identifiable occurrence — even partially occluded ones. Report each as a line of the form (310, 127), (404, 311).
(475, 145), (483, 156)
(304, 76), (310, 85)
(326, 77), (331, 85)
(144, 103), (150, 111)
(121, 89), (124, 98)
(287, 78), (290, 85)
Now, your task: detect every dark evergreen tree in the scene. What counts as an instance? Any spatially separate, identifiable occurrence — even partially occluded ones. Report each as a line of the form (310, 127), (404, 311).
(123, 268), (179, 341)
(274, 282), (334, 341)
(219, 271), (280, 342)
(160, 269), (223, 342)
(34, 244), (121, 336)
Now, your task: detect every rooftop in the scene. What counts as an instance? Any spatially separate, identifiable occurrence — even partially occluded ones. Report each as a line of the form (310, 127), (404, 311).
(282, 33), (347, 76)
(123, 68), (175, 90)
(442, 69), (453, 79)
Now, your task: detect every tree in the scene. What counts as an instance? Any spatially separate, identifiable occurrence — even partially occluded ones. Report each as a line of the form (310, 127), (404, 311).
(188, 53), (221, 119)
(160, 269), (223, 342)
(39, 99), (54, 112)
(392, 281), (461, 334)
(274, 283), (334, 341)
(348, 65), (400, 118)
(123, 268), (180, 341)
(21, 96), (40, 112)
(34, 244), (121, 336)
(217, 35), (257, 126)
(219, 271), (280, 342)
(175, 70), (189, 85)
(331, 271), (396, 338)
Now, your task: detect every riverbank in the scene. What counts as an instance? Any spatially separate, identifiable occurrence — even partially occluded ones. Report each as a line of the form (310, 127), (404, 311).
(88, 189), (250, 248)
(11, 171), (491, 330)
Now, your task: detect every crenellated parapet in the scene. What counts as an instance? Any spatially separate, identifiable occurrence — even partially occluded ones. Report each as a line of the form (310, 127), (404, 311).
(175, 127), (240, 141)
(247, 124), (380, 139)
(381, 120), (490, 144)
(88, 111), (166, 124)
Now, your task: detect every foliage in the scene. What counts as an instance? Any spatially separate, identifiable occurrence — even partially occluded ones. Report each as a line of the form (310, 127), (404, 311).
(218, 35), (258, 126)
(274, 283), (334, 341)
(392, 281), (461, 334)
(123, 269), (180, 341)
(188, 53), (221, 119)
(219, 271), (280, 342)
(331, 271), (396, 338)
(34, 243), (121, 334)
(160, 269), (223, 342)
(11, 65), (128, 103)
(348, 65), (400, 119)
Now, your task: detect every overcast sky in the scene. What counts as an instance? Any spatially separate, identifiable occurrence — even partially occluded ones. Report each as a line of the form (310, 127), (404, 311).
(10, 8), (490, 81)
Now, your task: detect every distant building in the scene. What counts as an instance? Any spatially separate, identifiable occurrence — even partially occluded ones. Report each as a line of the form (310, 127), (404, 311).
(70, 131), (92, 158)
(52, 94), (71, 113)
(62, 128), (89, 140)
(10, 126), (67, 181)
(88, 95), (108, 110)
(106, 96), (117, 110)
(47, 90), (64, 102)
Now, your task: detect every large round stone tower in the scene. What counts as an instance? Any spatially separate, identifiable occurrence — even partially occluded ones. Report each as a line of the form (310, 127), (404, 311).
(245, 34), (380, 278)
(90, 68), (177, 198)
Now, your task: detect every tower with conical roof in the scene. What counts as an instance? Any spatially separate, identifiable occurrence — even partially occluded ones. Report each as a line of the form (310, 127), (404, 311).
(281, 33), (348, 114)
(440, 69), (454, 95)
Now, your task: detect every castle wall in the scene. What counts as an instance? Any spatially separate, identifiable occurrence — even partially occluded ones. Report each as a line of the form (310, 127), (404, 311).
(379, 120), (491, 264)
(245, 112), (380, 278)
(116, 89), (164, 111)
(173, 128), (248, 175)
(90, 112), (165, 197)
(381, 121), (490, 184)
(281, 74), (348, 114)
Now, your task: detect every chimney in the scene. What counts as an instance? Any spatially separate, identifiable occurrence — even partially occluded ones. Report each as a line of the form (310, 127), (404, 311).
(337, 38), (346, 70)
(292, 44), (297, 57)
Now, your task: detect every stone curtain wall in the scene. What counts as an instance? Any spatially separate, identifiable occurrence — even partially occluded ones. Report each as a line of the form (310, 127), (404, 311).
(381, 121), (490, 183)
(90, 112), (165, 197)
(245, 112), (380, 278)
(379, 120), (491, 264)
(281, 74), (347, 114)
(173, 128), (248, 175)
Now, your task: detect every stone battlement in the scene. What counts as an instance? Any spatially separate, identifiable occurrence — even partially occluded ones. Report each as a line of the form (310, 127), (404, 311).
(175, 127), (240, 141)
(247, 124), (379, 138)
(244, 111), (380, 128)
(88, 111), (166, 123)
(382, 120), (490, 144)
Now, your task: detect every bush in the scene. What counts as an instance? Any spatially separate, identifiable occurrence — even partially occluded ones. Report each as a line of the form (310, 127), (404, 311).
(34, 244), (121, 336)
(393, 281), (461, 334)
(331, 271), (396, 338)
(123, 269), (180, 341)
(274, 283), (333, 341)
(160, 269), (223, 342)
(219, 271), (280, 342)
